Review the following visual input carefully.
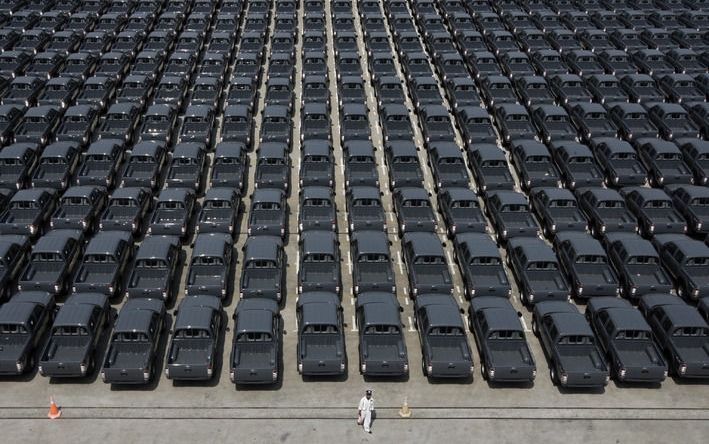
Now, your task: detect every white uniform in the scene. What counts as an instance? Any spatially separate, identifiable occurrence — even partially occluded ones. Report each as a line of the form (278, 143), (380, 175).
(358, 396), (374, 432)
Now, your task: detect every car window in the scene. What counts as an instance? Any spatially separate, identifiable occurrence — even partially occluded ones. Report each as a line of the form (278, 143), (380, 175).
(0, 324), (27, 334)
(488, 330), (523, 340)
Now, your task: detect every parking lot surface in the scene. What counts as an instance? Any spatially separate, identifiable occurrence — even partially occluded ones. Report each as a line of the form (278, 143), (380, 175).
(1, 0), (709, 441)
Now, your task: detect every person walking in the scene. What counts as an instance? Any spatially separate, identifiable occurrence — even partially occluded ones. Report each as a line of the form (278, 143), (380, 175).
(357, 389), (375, 433)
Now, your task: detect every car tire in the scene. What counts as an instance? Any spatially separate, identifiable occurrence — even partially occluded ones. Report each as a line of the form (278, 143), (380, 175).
(518, 291), (526, 307)
(421, 359), (427, 377)
(550, 366), (558, 385)
(532, 318), (539, 336)
(481, 361), (488, 380)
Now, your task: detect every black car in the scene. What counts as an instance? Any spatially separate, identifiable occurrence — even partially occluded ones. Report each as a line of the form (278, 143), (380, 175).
(343, 140), (379, 187)
(0, 235), (30, 301)
(350, 231), (395, 295)
(511, 140), (561, 191)
(555, 232), (620, 299)
(55, 105), (100, 146)
(438, 187), (486, 236)
(531, 105), (577, 144)
(606, 233), (674, 300)
(0, 291), (55, 375)
(639, 294), (709, 378)
(577, 188), (638, 236)
(586, 297), (667, 383)
(165, 295), (223, 381)
(97, 103), (141, 144)
(139, 104), (178, 146)
(468, 297), (536, 382)
(71, 231), (133, 298)
(467, 145), (515, 194)
(608, 103), (658, 143)
(296, 292), (346, 376)
(385, 140), (423, 190)
(427, 142), (470, 190)
(248, 188), (287, 238)
(636, 138), (693, 187)
(485, 190), (540, 243)
(532, 301), (609, 388)
(355, 293), (408, 377)
(18, 229), (83, 295)
(75, 139), (125, 189)
(180, 105), (215, 146)
(0, 105), (23, 146)
(0, 143), (37, 191)
(230, 298), (281, 384)
(298, 186), (336, 232)
(147, 188), (196, 240)
(530, 187), (588, 238)
(239, 236), (285, 302)
(670, 185), (709, 236)
(592, 138), (647, 187)
(13, 105), (61, 146)
(222, 105), (253, 147)
(125, 235), (182, 301)
(186, 233), (233, 299)
(0, 188), (56, 238)
(100, 298), (166, 384)
(196, 187), (240, 237)
(211, 142), (248, 192)
(255, 142), (290, 192)
(678, 139), (709, 186)
(568, 103), (617, 142)
(393, 187), (437, 234)
(120, 142), (168, 190)
(99, 187), (152, 236)
(551, 142), (605, 191)
(38, 293), (111, 378)
(298, 230), (341, 295)
(402, 232), (453, 297)
(507, 237), (570, 306)
(414, 293), (474, 378)
(165, 143), (207, 192)
(655, 236), (709, 301)
(454, 233), (511, 299)
(622, 187), (687, 236)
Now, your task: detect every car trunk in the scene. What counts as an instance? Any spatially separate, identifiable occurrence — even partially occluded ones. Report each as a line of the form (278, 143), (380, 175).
(234, 342), (276, 382)
(167, 338), (211, 378)
(301, 263), (337, 289)
(487, 340), (536, 380)
(427, 336), (471, 377)
(356, 263), (393, 291)
(301, 334), (342, 374)
(103, 342), (151, 382)
(362, 335), (406, 374)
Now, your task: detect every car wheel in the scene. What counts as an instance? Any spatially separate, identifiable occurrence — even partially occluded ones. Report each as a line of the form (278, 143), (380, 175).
(421, 359), (428, 376)
(532, 318), (539, 336)
(550, 366), (558, 385)
(518, 291), (526, 307)
(481, 361), (488, 380)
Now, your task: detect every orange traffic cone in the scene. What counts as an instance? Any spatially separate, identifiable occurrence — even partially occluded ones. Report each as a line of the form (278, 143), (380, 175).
(47, 396), (61, 419)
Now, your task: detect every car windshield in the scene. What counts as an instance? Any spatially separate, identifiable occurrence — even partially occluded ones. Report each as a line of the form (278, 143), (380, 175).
(303, 324), (338, 334)
(116, 332), (149, 342)
(9, 201), (37, 210)
(0, 323), (28, 334)
(247, 259), (276, 268)
(364, 325), (399, 334)
(192, 256), (223, 266)
(672, 327), (709, 337)
(615, 330), (650, 340)
(414, 255), (445, 265)
(237, 332), (272, 342)
(137, 259), (167, 268)
(685, 257), (708, 266)
(597, 200), (623, 208)
(429, 326), (463, 336)
(576, 255), (607, 264)
(358, 253), (388, 262)
(527, 261), (558, 270)
(488, 330), (523, 340)
(558, 335), (592, 345)
(32, 252), (63, 262)
(304, 253), (334, 262)
(54, 326), (88, 336)
(549, 199), (576, 208)
(471, 256), (500, 265)
(402, 199), (429, 208)
(174, 328), (210, 338)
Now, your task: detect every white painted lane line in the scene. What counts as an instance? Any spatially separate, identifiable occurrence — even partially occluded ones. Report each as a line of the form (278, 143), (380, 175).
(396, 251), (404, 273)
(407, 316), (416, 332)
(351, 315), (358, 332)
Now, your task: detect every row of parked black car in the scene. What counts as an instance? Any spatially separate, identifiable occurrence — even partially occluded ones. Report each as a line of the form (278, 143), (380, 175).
(1, 0), (708, 388)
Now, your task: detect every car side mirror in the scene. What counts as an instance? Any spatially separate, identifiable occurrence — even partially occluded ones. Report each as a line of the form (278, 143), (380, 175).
(517, 312), (523, 317)
(399, 307), (404, 313)
(459, 308), (465, 314)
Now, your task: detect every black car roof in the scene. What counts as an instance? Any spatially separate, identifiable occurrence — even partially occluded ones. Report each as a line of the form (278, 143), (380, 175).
(356, 292), (401, 327)
(258, 141), (288, 158)
(415, 293), (464, 328)
(397, 186), (429, 200)
(244, 235), (281, 262)
(348, 186), (380, 200)
(472, 144), (507, 160)
(114, 298), (164, 334)
(172, 142), (205, 157)
(455, 232), (499, 257)
(86, 139), (122, 155)
(0, 291), (52, 325)
(508, 237), (557, 263)
(135, 235), (179, 261)
(192, 233), (232, 257)
(297, 291), (340, 325)
(174, 295), (221, 331)
(386, 139), (417, 156)
(41, 142), (78, 157)
(33, 229), (81, 253)
(352, 230), (389, 255)
(54, 293), (108, 327)
(157, 188), (194, 202)
(203, 187), (237, 201)
(443, 187), (477, 202)
(301, 186), (332, 200)
(0, 143), (36, 159)
(403, 232), (444, 257)
(252, 188), (284, 203)
(130, 141), (164, 157)
(302, 139), (332, 156)
(234, 298), (278, 334)
(550, 312), (594, 336)
(85, 231), (131, 256)
(215, 141), (246, 157)
(301, 230), (336, 254)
